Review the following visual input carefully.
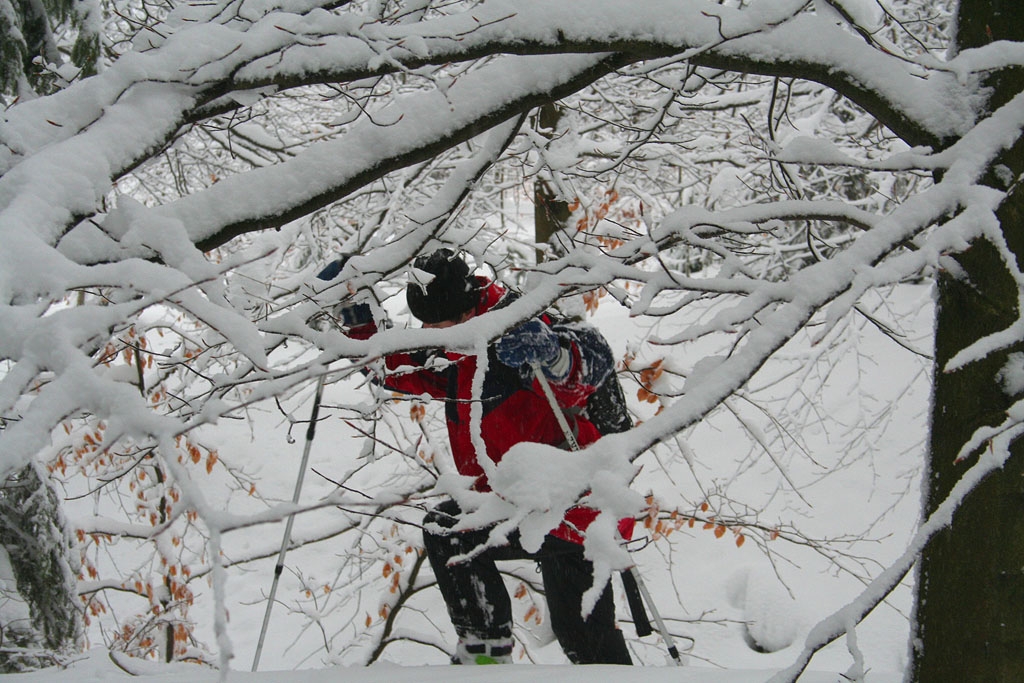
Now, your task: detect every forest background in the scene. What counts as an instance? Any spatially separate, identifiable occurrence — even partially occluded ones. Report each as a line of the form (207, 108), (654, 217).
(2, 0), (1023, 681)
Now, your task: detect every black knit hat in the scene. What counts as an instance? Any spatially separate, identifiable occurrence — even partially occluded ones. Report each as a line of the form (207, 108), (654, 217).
(406, 249), (480, 323)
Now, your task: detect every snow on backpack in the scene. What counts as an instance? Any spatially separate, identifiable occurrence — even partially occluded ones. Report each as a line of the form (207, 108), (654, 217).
(549, 318), (632, 437)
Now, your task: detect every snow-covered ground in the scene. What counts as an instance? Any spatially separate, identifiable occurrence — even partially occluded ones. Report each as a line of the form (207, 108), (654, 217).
(15, 649), (904, 683)
(13, 281), (932, 683)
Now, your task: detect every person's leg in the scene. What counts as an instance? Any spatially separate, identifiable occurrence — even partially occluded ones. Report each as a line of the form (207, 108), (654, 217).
(539, 538), (632, 665)
(422, 500), (520, 663)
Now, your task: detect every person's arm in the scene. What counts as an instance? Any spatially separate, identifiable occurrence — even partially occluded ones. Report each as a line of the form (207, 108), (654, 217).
(314, 257), (377, 339)
(316, 258), (448, 399)
(324, 300), (447, 399)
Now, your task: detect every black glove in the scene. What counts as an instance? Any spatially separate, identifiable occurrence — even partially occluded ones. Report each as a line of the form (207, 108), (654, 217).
(312, 256), (373, 330)
(333, 301), (373, 327)
(316, 257), (349, 281)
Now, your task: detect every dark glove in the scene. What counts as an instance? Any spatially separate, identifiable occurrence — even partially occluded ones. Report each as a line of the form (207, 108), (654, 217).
(315, 256), (374, 330)
(316, 257), (349, 281)
(333, 302), (373, 327)
(308, 301), (374, 334)
(494, 319), (562, 369)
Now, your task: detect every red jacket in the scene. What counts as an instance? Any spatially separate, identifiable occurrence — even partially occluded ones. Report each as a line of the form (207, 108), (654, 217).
(359, 279), (622, 544)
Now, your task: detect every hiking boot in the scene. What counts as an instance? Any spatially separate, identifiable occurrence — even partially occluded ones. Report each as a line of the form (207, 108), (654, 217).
(452, 637), (513, 664)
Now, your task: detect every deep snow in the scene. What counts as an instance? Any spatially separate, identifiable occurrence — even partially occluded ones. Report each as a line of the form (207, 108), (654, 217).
(10, 282), (931, 683)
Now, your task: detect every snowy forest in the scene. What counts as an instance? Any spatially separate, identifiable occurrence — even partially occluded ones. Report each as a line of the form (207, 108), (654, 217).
(2, 0), (1023, 680)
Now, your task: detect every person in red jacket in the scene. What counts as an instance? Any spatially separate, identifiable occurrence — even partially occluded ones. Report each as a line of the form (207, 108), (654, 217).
(324, 249), (632, 666)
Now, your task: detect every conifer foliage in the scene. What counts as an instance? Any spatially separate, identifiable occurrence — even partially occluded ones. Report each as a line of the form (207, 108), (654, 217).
(0, 463), (80, 671)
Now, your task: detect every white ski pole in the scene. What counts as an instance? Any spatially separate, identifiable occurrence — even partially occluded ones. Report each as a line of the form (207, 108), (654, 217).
(530, 363), (685, 666)
(625, 564), (684, 665)
(252, 374), (326, 671)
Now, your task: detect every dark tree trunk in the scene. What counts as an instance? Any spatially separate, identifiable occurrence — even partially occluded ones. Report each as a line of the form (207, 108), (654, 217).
(533, 103), (571, 263)
(912, 1), (1024, 680)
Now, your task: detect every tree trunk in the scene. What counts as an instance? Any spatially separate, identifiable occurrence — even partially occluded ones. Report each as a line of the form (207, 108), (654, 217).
(912, 2), (1024, 680)
(533, 103), (571, 263)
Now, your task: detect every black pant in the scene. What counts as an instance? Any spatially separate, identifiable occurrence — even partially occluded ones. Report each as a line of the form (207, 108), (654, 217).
(422, 499), (632, 665)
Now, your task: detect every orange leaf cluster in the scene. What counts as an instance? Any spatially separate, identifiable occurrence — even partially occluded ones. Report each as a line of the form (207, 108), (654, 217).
(87, 597), (107, 616)
(643, 497), (756, 548)
(168, 579), (194, 604)
(641, 494), (659, 530)
(596, 235), (625, 250)
(636, 387), (658, 403)
(635, 359), (664, 404)
(170, 622), (196, 656)
(582, 288), (605, 314)
(639, 359), (664, 386)
(98, 342), (118, 366)
(51, 421), (115, 475)
(574, 188), (620, 233)
(383, 557), (404, 593)
(513, 582), (542, 625)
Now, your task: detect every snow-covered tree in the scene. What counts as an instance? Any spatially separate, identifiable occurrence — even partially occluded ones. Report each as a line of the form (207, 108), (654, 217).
(911, 1), (1024, 679)
(0, 0), (1022, 677)
(0, 0), (102, 99)
(0, 462), (80, 671)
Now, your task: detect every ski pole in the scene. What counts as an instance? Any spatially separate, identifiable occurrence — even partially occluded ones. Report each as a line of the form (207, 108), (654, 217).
(530, 363), (685, 666)
(531, 362), (580, 451)
(626, 565), (683, 665)
(252, 374), (326, 671)
(620, 566), (653, 637)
